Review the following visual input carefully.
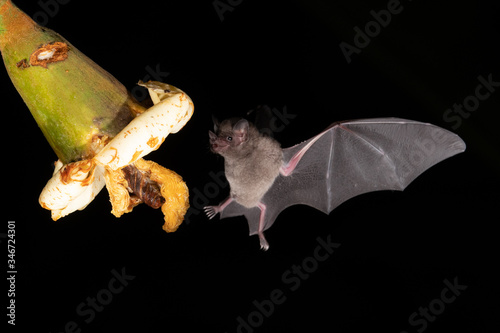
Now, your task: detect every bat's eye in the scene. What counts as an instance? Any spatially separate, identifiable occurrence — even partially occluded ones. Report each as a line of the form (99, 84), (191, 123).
(226, 136), (233, 142)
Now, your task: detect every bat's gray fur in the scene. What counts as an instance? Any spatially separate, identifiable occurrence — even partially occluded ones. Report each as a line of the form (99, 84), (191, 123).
(210, 119), (282, 208)
(206, 117), (466, 250)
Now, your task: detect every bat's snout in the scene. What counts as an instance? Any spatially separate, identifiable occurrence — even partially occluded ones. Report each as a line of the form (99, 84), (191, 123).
(210, 141), (229, 154)
(208, 130), (229, 154)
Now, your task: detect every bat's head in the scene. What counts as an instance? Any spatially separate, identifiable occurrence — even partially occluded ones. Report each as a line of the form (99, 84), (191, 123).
(209, 117), (254, 157)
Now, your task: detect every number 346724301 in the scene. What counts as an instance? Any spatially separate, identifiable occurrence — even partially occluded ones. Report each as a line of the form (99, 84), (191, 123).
(7, 221), (15, 270)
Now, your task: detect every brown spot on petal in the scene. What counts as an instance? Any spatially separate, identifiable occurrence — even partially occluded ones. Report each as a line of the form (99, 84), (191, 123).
(29, 42), (69, 68)
(16, 59), (29, 69)
(107, 147), (119, 165)
(129, 150), (143, 164)
(147, 136), (159, 149)
(59, 159), (96, 186)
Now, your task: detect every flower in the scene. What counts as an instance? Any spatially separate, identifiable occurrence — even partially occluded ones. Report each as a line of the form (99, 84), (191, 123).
(39, 81), (194, 231)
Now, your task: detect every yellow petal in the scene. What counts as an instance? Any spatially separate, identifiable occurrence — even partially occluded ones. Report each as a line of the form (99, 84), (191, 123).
(134, 158), (189, 232)
(103, 166), (140, 217)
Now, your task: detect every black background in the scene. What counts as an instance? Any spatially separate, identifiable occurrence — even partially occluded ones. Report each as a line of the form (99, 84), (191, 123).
(3, 0), (500, 332)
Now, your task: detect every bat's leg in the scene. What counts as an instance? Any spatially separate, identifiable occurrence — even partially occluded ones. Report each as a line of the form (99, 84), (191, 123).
(204, 196), (233, 219)
(257, 202), (269, 251)
(279, 132), (327, 176)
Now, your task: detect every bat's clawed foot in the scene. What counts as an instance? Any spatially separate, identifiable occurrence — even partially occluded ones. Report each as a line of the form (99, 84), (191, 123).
(258, 233), (269, 251)
(203, 205), (220, 219)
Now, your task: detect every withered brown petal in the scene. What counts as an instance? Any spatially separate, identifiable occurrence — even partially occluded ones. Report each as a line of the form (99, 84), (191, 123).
(122, 164), (165, 209)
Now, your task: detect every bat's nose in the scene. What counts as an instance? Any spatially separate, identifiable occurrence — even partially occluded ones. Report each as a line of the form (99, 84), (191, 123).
(209, 138), (221, 152)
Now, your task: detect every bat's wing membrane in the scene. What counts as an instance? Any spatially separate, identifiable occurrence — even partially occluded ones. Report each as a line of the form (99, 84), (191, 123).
(220, 201), (261, 235)
(222, 118), (466, 236)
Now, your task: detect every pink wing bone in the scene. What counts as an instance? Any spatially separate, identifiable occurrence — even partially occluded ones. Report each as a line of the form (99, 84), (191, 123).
(279, 126), (332, 176)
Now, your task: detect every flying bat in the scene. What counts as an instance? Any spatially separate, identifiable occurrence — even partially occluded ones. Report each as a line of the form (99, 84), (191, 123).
(204, 116), (466, 250)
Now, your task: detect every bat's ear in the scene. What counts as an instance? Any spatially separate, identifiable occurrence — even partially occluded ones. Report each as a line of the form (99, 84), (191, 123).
(233, 119), (249, 143)
(211, 115), (220, 133)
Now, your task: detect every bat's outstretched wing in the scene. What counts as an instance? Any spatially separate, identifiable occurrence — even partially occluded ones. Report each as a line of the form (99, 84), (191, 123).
(220, 118), (466, 237)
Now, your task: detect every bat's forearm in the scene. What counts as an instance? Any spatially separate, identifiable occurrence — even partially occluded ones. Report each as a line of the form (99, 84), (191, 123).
(280, 130), (328, 176)
(218, 197), (233, 211)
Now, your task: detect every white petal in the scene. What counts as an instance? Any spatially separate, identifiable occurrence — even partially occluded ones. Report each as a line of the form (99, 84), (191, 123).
(138, 80), (172, 105)
(53, 159), (63, 175)
(50, 166), (105, 220)
(39, 160), (105, 220)
(94, 85), (194, 170)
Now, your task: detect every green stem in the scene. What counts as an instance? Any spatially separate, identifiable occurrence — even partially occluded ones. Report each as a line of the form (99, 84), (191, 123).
(1, 0), (143, 163)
